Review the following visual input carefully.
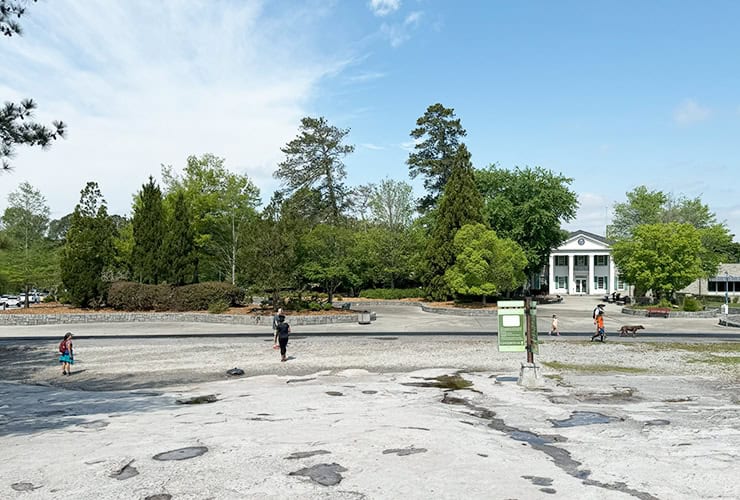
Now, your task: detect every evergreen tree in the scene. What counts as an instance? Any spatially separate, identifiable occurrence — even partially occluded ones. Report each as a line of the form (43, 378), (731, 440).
(274, 116), (354, 224)
(407, 103), (467, 213)
(423, 144), (484, 300)
(163, 191), (197, 285)
(60, 182), (115, 307)
(131, 176), (165, 284)
(1, 1), (66, 171)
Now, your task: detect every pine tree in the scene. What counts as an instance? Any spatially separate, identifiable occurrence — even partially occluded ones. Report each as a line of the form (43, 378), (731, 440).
(60, 182), (115, 307)
(131, 176), (165, 284)
(163, 191), (197, 285)
(407, 103), (467, 213)
(423, 144), (484, 300)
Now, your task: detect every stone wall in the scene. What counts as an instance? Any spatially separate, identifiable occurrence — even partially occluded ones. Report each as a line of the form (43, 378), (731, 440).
(620, 307), (720, 318)
(0, 312), (363, 327)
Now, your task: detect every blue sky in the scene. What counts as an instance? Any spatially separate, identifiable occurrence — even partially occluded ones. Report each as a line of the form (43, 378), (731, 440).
(1, 0), (739, 238)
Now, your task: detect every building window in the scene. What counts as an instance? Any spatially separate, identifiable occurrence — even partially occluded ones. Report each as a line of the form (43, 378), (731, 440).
(616, 277), (627, 290)
(595, 255), (608, 266)
(708, 280), (740, 293)
(555, 256), (568, 266)
(575, 255), (587, 266)
(594, 276), (608, 290)
(556, 276), (568, 289)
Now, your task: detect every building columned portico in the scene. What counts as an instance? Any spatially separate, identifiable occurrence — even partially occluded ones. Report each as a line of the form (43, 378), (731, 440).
(547, 230), (628, 296)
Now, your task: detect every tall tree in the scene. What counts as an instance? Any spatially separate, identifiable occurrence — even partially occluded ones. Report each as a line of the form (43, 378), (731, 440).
(239, 193), (300, 305)
(0, 181), (50, 302)
(609, 186), (670, 240)
(612, 223), (705, 300)
(476, 165), (578, 281)
(407, 103), (467, 213)
(368, 178), (415, 230)
(60, 182), (115, 307)
(274, 116), (354, 224)
(444, 223), (527, 304)
(1, 1), (65, 170)
(423, 144), (484, 300)
(610, 186), (735, 279)
(131, 176), (165, 284)
(162, 154), (259, 282)
(162, 191), (197, 286)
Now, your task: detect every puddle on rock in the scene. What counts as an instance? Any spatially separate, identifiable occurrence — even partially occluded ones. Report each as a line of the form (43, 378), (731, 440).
(326, 391), (344, 396)
(644, 419), (670, 426)
(110, 461), (138, 481)
(286, 450), (331, 460)
(382, 447), (427, 456)
(152, 446), (208, 461)
(522, 475), (553, 486)
(550, 411), (615, 428)
(11, 482), (41, 492)
(362, 390), (378, 394)
(289, 463), (347, 486)
(511, 431), (554, 446)
(496, 376), (518, 383)
(145, 495), (172, 500)
(402, 374), (473, 390)
(176, 394), (218, 405)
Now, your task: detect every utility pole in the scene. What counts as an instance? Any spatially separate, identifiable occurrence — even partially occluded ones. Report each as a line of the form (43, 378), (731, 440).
(525, 296), (534, 364)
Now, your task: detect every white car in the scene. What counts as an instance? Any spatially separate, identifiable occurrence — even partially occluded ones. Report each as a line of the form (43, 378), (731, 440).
(2, 296), (22, 308)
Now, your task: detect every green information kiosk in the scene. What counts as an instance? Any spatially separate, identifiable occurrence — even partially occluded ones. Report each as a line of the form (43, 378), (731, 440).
(497, 300), (538, 353)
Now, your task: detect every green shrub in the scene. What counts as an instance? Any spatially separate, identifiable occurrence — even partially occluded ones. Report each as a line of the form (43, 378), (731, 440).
(322, 303), (334, 311)
(42, 295), (56, 303)
(656, 298), (672, 308)
(682, 296), (702, 312)
(359, 288), (424, 300)
(107, 281), (244, 311)
(308, 301), (322, 311)
(208, 300), (230, 314)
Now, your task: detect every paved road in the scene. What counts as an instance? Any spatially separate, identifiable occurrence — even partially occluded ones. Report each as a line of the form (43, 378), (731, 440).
(0, 295), (736, 342)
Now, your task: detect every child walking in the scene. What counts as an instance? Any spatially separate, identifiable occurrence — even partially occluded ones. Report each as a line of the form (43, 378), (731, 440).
(58, 332), (74, 375)
(549, 314), (560, 336)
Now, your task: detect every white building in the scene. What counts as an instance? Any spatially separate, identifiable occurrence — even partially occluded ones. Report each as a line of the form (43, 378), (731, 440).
(547, 230), (630, 296)
(680, 263), (740, 298)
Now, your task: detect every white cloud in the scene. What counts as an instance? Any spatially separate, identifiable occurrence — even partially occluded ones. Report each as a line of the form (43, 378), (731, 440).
(562, 192), (612, 237)
(379, 11), (423, 47)
(673, 99), (711, 126)
(369, 0), (401, 17)
(0, 1), (348, 217)
(360, 143), (385, 150)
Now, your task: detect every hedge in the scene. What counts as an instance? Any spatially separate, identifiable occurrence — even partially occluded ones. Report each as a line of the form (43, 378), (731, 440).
(108, 281), (246, 311)
(359, 288), (424, 300)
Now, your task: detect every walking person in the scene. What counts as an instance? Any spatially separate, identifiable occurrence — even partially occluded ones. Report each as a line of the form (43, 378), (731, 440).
(276, 314), (291, 362)
(58, 332), (74, 375)
(272, 307), (283, 348)
(591, 309), (606, 342)
(549, 314), (561, 336)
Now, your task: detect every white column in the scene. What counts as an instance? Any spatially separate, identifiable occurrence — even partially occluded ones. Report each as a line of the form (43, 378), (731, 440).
(567, 254), (574, 294)
(609, 255), (616, 294)
(588, 254), (595, 295)
(548, 254), (555, 295)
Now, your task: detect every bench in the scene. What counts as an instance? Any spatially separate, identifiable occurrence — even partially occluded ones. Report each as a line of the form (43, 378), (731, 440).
(647, 307), (670, 318)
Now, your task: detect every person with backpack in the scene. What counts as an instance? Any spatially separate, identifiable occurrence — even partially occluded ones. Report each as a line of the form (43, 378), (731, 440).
(591, 309), (606, 342)
(58, 332), (74, 375)
(275, 314), (291, 362)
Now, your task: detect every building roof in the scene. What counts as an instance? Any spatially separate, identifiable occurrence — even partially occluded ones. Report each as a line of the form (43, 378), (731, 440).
(568, 230), (607, 244)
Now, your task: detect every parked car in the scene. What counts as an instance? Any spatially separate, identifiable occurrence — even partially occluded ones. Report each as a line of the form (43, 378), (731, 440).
(1, 296), (22, 308)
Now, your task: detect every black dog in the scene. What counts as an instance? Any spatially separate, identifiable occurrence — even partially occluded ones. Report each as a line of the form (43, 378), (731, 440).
(618, 325), (645, 337)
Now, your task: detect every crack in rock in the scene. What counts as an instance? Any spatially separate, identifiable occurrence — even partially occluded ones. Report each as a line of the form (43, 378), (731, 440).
(11, 482), (42, 492)
(176, 394), (218, 405)
(110, 460), (139, 480)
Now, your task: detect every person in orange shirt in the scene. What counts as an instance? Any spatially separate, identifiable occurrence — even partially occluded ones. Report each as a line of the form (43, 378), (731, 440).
(591, 310), (605, 342)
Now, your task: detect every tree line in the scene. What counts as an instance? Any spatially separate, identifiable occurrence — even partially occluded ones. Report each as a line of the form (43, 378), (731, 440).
(0, 104), (586, 307)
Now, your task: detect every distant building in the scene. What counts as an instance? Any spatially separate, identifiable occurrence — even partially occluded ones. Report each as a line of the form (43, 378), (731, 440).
(546, 230), (630, 296)
(680, 263), (740, 298)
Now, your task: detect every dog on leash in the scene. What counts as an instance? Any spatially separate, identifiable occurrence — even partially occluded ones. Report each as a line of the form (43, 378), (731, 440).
(618, 325), (645, 337)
